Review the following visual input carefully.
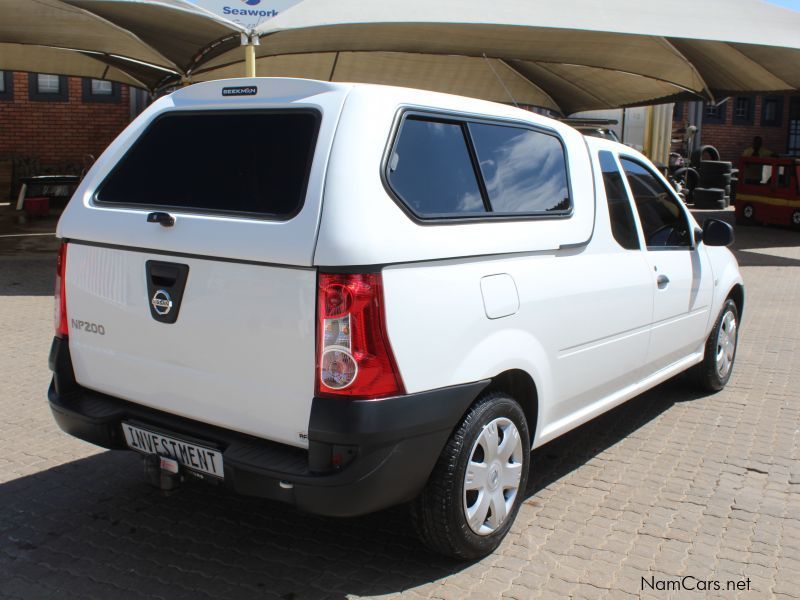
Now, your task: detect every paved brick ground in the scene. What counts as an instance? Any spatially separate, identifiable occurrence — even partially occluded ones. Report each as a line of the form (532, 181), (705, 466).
(1, 210), (799, 599)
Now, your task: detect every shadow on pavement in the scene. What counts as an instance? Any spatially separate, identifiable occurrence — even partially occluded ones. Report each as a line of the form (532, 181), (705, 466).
(0, 377), (703, 599)
(0, 448), (458, 598)
(0, 209), (59, 252)
(526, 375), (705, 496)
(0, 256), (55, 297)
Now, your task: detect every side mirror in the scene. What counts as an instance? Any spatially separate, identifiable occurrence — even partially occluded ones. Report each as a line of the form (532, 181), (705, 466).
(702, 218), (734, 247)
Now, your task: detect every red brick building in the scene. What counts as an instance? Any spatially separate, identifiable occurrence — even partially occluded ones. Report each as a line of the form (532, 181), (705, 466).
(675, 92), (800, 162)
(0, 71), (135, 199)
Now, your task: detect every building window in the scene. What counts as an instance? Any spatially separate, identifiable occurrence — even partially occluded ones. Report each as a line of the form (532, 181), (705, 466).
(732, 96), (754, 125)
(704, 100), (727, 125)
(0, 70), (12, 101)
(672, 102), (684, 122)
(788, 97), (799, 156)
(28, 73), (68, 101)
(761, 95), (783, 127)
(82, 78), (121, 103)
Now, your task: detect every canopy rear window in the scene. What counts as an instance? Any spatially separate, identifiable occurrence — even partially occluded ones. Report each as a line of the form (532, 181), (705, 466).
(95, 110), (319, 219)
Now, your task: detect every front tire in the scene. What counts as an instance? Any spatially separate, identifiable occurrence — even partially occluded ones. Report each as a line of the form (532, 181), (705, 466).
(411, 392), (530, 559)
(692, 299), (739, 392)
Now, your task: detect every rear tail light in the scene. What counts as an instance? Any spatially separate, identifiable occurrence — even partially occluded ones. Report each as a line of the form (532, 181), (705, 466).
(54, 242), (68, 338)
(316, 272), (404, 398)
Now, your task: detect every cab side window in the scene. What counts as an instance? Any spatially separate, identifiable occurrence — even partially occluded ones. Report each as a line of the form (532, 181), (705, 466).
(599, 151), (639, 250)
(620, 158), (691, 249)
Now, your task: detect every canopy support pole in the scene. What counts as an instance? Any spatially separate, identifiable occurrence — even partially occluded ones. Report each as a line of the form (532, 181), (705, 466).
(241, 33), (259, 78)
(245, 44), (256, 77)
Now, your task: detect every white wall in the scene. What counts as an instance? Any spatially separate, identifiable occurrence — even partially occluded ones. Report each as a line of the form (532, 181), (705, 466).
(569, 107), (649, 153)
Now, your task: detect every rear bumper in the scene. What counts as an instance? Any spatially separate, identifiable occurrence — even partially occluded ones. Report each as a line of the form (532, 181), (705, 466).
(48, 337), (488, 517)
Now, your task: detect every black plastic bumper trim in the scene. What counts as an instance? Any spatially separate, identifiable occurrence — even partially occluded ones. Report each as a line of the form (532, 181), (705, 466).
(48, 337), (489, 516)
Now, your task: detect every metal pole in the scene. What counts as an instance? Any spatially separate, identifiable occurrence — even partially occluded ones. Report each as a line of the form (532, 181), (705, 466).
(643, 105), (654, 159)
(241, 32), (260, 78)
(245, 44), (256, 78)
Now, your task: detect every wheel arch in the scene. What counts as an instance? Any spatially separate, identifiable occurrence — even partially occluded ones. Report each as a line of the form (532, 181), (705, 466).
(449, 329), (550, 448)
(485, 369), (539, 446)
(728, 283), (745, 320)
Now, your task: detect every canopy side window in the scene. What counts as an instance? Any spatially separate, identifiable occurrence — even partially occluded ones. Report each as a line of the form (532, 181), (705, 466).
(386, 117), (486, 218)
(467, 122), (571, 215)
(386, 113), (571, 221)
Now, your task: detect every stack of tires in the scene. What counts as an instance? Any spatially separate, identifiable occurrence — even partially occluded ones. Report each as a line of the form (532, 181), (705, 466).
(691, 145), (737, 209)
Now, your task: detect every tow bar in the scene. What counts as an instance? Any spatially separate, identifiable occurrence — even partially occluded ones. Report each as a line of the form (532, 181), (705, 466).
(143, 454), (182, 495)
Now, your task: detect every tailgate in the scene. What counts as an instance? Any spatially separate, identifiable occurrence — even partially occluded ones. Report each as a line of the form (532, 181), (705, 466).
(65, 243), (315, 448)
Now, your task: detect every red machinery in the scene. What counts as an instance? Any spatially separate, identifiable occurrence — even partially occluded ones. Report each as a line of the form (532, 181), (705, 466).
(735, 157), (800, 228)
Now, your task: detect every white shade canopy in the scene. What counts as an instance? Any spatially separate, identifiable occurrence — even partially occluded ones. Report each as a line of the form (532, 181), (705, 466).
(0, 0), (798, 112)
(0, 0), (244, 90)
(0, 43), (154, 88)
(190, 0), (800, 113)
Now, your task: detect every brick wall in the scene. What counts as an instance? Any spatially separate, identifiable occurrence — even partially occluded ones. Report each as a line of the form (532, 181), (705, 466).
(0, 72), (131, 170)
(700, 93), (793, 162)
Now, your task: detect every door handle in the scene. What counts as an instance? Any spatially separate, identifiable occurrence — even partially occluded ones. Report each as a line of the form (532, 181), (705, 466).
(656, 274), (670, 289)
(149, 263), (180, 287)
(147, 211), (175, 227)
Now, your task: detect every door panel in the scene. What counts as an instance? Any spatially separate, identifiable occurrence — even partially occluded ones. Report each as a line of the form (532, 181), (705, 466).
(619, 156), (713, 371)
(548, 250), (654, 422)
(646, 248), (713, 369)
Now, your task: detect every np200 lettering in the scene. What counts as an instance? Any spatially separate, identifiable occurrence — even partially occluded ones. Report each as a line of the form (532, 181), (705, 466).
(48, 78), (744, 559)
(70, 319), (105, 335)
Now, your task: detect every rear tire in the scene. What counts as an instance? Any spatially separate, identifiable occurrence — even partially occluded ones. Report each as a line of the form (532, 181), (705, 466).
(691, 145), (721, 165)
(411, 392), (530, 559)
(791, 210), (800, 230)
(691, 299), (739, 392)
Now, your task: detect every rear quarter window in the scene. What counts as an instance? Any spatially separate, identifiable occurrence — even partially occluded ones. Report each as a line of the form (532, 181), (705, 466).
(95, 110), (319, 219)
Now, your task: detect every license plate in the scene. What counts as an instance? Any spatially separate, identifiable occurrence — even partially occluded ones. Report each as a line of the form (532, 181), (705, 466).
(122, 422), (224, 479)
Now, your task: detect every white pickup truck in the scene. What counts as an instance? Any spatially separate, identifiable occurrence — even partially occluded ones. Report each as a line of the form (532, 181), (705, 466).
(49, 78), (743, 558)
